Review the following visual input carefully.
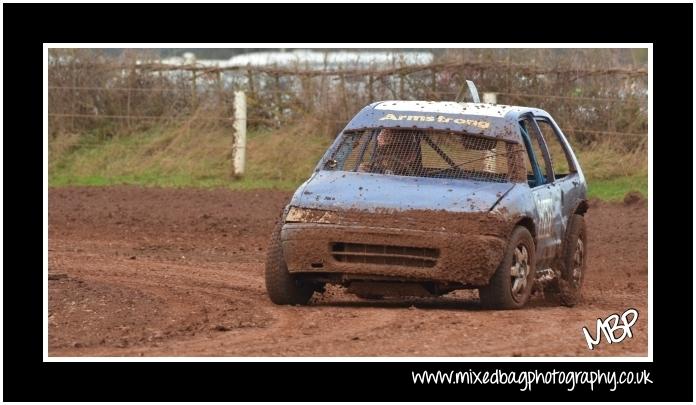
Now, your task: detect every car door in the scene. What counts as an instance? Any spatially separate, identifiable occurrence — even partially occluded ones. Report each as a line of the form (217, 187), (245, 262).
(518, 114), (564, 268)
(534, 116), (587, 232)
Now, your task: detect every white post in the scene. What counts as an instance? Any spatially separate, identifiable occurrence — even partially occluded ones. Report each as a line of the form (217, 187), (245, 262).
(482, 92), (497, 104)
(233, 91), (247, 176)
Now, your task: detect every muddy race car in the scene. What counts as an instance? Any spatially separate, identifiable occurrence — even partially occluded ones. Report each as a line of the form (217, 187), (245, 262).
(265, 91), (588, 309)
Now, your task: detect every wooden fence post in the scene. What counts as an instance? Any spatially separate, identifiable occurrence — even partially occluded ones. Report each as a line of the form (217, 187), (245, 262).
(274, 73), (282, 125)
(430, 67), (437, 99)
(233, 91), (247, 177)
(216, 70), (223, 105)
(191, 69), (198, 108)
(340, 73), (348, 113)
(127, 66), (133, 129)
(247, 68), (256, 99)
(71, 63), (77, 130)
(399, 71), (405, 99)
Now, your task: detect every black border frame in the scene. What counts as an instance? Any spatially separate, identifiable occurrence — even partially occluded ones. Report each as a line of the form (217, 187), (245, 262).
(3, 2), (692, 402)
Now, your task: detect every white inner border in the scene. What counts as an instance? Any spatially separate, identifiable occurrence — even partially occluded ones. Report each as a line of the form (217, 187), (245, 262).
(43, 43), (653, 362)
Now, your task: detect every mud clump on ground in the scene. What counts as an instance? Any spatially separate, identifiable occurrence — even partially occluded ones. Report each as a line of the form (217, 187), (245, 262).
(623, 191), (645, 206)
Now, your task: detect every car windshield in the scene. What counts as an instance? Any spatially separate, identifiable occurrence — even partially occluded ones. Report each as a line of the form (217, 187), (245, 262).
(325, 128), (526, 183)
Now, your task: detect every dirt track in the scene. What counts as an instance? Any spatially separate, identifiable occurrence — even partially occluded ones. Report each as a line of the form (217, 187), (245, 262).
(48, 187), (648, 356)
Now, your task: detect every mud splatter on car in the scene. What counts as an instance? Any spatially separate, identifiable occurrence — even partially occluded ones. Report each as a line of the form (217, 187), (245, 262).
(266, 95), (589, 309)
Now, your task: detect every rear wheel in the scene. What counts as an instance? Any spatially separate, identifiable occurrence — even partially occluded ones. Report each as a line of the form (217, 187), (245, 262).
(558, 214), (587, 307)
(479, 226), (536, 309)
(264, 219), (315, 305)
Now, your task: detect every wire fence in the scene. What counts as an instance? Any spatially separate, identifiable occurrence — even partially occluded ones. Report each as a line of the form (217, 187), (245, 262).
(48, 49), (648, 150)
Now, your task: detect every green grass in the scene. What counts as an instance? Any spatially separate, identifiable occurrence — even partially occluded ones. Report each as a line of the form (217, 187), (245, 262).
(49, 122), (332, 190)
(49, 123), (647, 200)
(586, 174), (648, 201)
(574, 142), (647, 201)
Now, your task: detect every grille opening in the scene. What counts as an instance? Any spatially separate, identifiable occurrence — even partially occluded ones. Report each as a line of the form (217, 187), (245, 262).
(331, 242), (439, 268)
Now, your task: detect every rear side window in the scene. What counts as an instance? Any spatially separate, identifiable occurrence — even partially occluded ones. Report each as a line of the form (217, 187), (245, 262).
(325, 128), (526, 183)
(536, 119), (575, 177)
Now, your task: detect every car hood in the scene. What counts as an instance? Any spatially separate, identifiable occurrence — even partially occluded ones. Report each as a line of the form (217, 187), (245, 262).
(292, 171), (515, 213)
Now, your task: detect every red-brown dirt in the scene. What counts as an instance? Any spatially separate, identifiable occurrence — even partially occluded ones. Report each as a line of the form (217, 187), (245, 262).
(48, 186), (648, 356)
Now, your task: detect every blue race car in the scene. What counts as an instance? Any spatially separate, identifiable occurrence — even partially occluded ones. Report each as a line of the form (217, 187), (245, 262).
(265, 98), (588, 309)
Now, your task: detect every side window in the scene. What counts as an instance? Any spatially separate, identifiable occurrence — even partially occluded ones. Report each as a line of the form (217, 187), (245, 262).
(536, 119), (575, 178)
(519, 117), (550, 186)
(331, 129), (374, 171)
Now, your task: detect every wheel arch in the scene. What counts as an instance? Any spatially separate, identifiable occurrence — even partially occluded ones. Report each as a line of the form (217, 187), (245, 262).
(514, 217), (536, 242)
(574, 199), (589, 216)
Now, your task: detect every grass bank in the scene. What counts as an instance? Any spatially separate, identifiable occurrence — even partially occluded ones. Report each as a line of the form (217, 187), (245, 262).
(49, 123), (647, 201)
(49, 121), (333, 190)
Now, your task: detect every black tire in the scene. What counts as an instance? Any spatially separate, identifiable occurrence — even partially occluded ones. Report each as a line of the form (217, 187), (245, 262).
(264, 219), (315, 305)
(558, 214), (587, 307)
(479, 226), (536, 309)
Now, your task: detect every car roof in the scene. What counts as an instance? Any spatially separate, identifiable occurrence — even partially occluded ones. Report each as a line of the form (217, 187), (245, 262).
(344, 100), (550, 143)
(375, 100), (524, 117)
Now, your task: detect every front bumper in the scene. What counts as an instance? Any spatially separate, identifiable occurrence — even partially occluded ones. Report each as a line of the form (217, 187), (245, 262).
(281, 223), (506, 286)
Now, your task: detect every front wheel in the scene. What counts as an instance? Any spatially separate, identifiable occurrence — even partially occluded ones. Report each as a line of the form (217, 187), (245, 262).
(479, 226), (536, 309)
(264, 219), (315, 305)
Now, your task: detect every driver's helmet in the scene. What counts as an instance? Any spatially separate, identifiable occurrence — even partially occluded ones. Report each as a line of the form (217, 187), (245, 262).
(376, 128), (419, 153)
(373, 128), (422, 174)
(376, 128), (399, 147)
